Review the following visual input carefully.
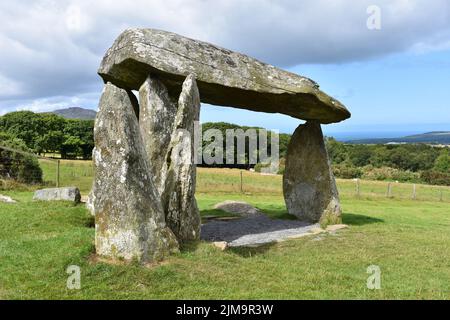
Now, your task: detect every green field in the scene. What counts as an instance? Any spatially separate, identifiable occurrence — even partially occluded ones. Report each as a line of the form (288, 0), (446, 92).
(0, 160), (449, 299)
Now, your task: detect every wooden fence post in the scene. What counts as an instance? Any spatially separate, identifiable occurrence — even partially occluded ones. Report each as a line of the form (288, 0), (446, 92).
(356, 179), (360, 197)
(387, 183), (392, 198)
(56, 160), (60, 188)
(240, 170), (243, 193)
(412, 184), (416, 200)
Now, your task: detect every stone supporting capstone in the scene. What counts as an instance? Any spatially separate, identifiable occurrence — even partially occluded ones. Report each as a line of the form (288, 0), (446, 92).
(283, 121), (342, 226)
(139, 75), (177, 195)
(138, 73), (201, 243)
(90, 82), (179, 263)
(161, 74), (201, 242)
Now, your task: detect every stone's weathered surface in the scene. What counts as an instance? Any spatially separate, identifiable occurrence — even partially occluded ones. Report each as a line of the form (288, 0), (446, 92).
(33, 187), (81, 203)
(162, 74), (201, 242)
(90, 82), (178, 263)
(139, 75), (177, 195)
(99, 28), (351, 124)
(0, 194), (16, 203)
(283, 121), (342, 226)
(214, 200), (262, 217)
(201, 215), (318, 247)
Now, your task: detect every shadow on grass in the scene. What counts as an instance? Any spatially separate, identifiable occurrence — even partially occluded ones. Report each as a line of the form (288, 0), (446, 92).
(228, 242), (277, 257)
(258, 208), (297, 220)
(85, 214), (95, 228)
(179, 240), (201, 254)
(343, 213), (384, 226)
(201, 207), (297, 221)
(200, 209), (240, 220)
(179, 239), (275, 258)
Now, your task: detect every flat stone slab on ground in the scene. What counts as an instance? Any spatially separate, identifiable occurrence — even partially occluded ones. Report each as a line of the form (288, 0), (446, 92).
(213, 200), (262, 217)
(33, 187), (81, 203)
(201, 215), (320, 247)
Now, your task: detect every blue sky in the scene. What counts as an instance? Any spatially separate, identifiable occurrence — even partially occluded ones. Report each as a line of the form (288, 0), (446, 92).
(0, 1), (449, 139)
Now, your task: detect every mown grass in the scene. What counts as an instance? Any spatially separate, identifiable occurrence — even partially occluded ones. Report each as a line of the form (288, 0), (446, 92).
(0, 161), (449, 299)
(38, 160), (450, 202)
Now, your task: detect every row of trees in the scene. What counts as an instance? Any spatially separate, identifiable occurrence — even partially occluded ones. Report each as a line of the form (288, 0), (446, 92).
(326, 138), (450, 185)
(1, 110), (449, 185)
(0, 111), (94, 159)
(198, 122), (290, 169)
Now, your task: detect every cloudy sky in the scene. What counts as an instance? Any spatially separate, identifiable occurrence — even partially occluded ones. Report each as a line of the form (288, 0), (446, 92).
(1, 0), (449, 137)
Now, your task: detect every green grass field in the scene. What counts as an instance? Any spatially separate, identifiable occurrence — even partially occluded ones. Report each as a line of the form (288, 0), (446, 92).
(0, 160), (449, 299)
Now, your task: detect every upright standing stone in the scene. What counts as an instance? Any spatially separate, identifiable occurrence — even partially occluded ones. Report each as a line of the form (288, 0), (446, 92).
(90, 82), (178, 263)
(283, 121), (342, 226)
(162, 74), (201, 242)
(139, 75), (177, 195)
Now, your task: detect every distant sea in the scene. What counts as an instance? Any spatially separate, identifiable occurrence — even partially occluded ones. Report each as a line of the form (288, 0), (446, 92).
(324, 131), (423, 142)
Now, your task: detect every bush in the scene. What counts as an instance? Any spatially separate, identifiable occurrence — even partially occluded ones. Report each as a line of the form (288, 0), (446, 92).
(0, 132), (43, 184)
(361, 166), (420, 182)
(433, 149), (450, 173)
(332, 164), (362, 179)
(421, 170), (450, 186)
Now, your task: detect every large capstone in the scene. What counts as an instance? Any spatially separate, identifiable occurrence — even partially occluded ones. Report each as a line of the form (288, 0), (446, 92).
(162, 74), (201, 242)
(99, 28), (350, 124)
(90, 82), (179, 263)
(283, 121), (342, 226)
(139, 75), (177, 195)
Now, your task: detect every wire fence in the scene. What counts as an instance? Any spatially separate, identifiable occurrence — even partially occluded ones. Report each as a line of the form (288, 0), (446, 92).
(196, 168), (450, 203)
(0, 144), (93, 192)
(337, 178), (450, 202)
(1, 144), (450, 203)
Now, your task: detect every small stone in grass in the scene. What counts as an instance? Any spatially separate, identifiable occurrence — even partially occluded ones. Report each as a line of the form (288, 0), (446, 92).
(0, 194), (16, 203)
(33, 187), (81, 203)
(213, 241), (228, 251)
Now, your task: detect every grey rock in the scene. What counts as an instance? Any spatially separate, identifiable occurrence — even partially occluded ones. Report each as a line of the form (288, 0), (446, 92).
(0, 194), (17, 203)
(201, 215), (319, 247)
(33, 187), (81, 203)
(283, 121), (342, 226)
(162, 74), (201, 242)
(90, 82), (178, 263)
(139, 75), (177, 195)
(98, 28), (350, 124)
(213, 200), (262, 216)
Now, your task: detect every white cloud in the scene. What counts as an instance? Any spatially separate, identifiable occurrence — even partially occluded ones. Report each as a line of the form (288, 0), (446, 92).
(0, 0), (449, 112)
(0, 92), (99, 116)
(0, 74), (23, 97)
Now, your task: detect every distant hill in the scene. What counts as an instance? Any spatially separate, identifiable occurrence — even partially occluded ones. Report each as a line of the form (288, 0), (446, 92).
(348, 131), (450, 145)
(51, 107), (96, 120)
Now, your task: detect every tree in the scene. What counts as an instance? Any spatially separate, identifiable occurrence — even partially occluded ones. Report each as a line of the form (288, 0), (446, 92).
(325, 137), (348, 164)
(61, 135), (83, 159)
(348, 145), (372, 167)
(63, 119), (94, 159)
(35, 131), (64, 154)
(433, 149), (450, 173)
(0, 111), (66, 152)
